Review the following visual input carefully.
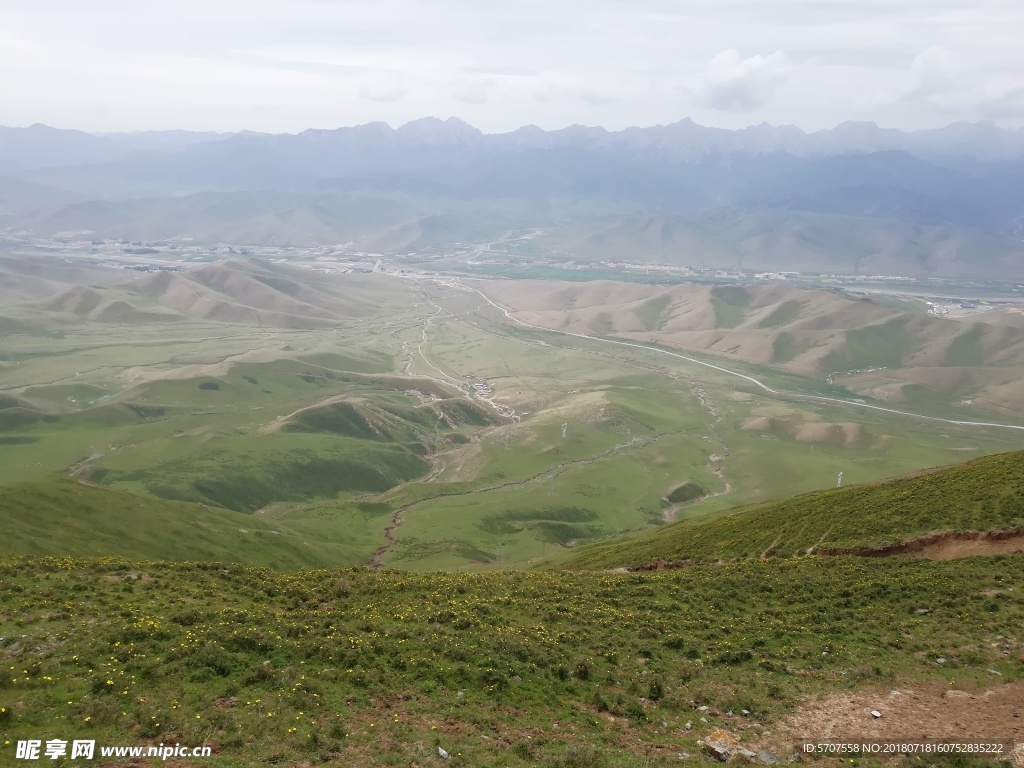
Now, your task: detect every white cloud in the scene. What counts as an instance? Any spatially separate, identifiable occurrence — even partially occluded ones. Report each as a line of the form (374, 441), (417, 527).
(451, 78), (496, 105)
(692, 50), (793, 112)
(360, 76), (407, 103)
(0, 0), (1023, 131)
(870, 47), (1024, 119)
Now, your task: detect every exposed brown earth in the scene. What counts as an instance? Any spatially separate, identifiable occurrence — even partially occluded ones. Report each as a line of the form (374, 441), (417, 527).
(476, 279), (1024, 413)
(819, 527), (1024, 560)
(754, 681), (1024, 760)
(625, 528), (1024, 572)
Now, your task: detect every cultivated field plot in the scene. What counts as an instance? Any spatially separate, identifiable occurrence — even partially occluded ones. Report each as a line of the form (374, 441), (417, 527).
(2, 261), (1023, 569)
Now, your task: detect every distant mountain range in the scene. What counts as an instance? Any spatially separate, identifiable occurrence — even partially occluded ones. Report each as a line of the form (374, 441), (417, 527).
(5, 117), (1024, 173)
(1, 118), (1023, 277)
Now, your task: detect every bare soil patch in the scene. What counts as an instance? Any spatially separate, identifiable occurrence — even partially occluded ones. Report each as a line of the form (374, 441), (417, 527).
(821, 527), (1024, 560)
(755, 681), (1024, 755)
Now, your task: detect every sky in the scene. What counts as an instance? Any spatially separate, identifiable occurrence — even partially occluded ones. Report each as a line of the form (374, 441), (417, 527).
(2, 0), (1024, 134)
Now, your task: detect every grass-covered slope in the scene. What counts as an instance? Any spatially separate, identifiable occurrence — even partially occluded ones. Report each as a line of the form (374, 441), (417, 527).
(1, 557), (1021, 767)
(0, 478), (368, 569)
(560, 450), (1024, 569)
(107, 432), (431, 513)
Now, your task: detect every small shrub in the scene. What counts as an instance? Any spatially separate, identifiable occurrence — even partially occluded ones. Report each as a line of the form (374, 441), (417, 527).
(512, 740), (535, 760)
(574, 661), (591, 681)
(623, 700), (648, 723)
(647, 677), (664, 701)
(546, 746), (608, 768)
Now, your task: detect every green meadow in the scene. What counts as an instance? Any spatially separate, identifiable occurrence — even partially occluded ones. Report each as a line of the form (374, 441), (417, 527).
(2, 277), (1023, 570)
(1, 556), (1021, 767)
(4, 271), (1024, 766)
(557, 449), (1024, 569)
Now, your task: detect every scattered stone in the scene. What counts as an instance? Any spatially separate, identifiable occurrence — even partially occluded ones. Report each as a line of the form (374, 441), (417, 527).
(703, 730), (740, 762)
(741, 709), (751, 716)
(916, 608), (930, 614)
(679, 752), (691, 760)
(684, 721), (693, 731)
(936, 658), (947, 664)
(988, 669), (1002, 675)
(871, 710), (882, 718)
(438, 747), (450, 759)
(726, 710), (734, 717)
(758, 750), (780, 765)
(512, 675), (521, 682)
(700, 717), (708, 724)
(698, 705), (709, 712)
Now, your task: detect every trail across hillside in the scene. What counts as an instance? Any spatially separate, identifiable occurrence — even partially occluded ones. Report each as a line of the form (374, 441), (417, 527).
(370, 432), (669, 568)
(458, 279), (1024, 433)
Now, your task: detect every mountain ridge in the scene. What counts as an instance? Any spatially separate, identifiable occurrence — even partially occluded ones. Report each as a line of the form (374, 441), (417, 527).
(3, 118), (1023, 280)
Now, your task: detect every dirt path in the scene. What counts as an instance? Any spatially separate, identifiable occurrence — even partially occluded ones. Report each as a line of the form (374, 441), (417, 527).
(67, 452), (105, 478)
(456, 278), (1024, 433)
(260, 393), (351, 434)
(406, 292), (519, 421)
(693, 384), (733, 500)
(369, 433), (664, 568)
(805, 527), (833, 556)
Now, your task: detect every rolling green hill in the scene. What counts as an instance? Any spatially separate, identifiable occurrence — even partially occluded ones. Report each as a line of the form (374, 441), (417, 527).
(0, 477), (369, 568)
(32, 259), (419, 329)
(480, 279), (1024, 415)
(559, 450), (1024, 569)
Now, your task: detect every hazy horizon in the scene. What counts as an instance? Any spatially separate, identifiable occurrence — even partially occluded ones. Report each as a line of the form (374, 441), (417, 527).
(6, 114), (1023, 137)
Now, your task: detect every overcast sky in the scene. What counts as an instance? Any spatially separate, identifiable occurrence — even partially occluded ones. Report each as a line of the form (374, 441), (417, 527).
(3, 0), (1023, 134)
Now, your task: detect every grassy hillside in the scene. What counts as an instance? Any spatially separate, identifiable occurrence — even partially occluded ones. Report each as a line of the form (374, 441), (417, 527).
(479, 278), (1024, 415)
(1, 556), (1021, 767)
(15, 190), (529, 250)
(559, 450), (1024, 569)
(0, 253), (133, 303)
(34, 259), (419, 329)
(528, 209), (1024, 279)
(7, 268), (1024, 572)
(0, 477), (374, 568)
